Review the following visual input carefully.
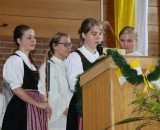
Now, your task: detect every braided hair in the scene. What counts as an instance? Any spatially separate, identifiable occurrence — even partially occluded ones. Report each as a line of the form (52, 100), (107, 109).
(13, 24), (38, 74)
(46, 32), (69, 60)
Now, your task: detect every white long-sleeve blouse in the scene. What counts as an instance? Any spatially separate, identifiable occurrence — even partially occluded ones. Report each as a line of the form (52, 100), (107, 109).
(65, 45), (99, 92)
(38, 55), (72, 130)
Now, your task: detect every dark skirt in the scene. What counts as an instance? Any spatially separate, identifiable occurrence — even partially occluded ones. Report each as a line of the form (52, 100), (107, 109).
(2, 90), (47, 130)
(66, 93), (78, 130)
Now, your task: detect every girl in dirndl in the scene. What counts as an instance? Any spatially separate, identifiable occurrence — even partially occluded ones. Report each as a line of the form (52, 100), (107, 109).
(2, 24), (52, 130)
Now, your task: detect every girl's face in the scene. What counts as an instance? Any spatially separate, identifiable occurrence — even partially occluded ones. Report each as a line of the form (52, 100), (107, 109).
(82, 25), (103, 52)
(54, 36), (72, 60)
(18, 29), (36, 53)
(119, 32), (137, 54)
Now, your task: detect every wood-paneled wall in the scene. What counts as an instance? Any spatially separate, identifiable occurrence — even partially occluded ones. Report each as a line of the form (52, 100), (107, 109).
(103, 0), (115, 48)
(148, 0), (160, 56)
(0, 0), (101, 38)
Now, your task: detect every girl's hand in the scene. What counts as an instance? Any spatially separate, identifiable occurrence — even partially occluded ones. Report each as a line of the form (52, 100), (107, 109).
(45, 104), (52, 119)
(98, 55), (106, 60)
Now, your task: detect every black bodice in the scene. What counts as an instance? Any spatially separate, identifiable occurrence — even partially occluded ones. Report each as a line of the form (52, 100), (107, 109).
(22, 61), (38, 90)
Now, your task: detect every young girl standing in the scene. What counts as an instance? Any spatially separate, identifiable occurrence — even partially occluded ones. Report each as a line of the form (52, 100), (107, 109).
(2, 25), (51, 130)
(38, 32), (73, 130)
(65, 18), (104, 130)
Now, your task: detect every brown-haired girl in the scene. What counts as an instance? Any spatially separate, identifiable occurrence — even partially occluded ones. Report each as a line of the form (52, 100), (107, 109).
(2, 24), (51, 130)
(65, 18), (105, 130)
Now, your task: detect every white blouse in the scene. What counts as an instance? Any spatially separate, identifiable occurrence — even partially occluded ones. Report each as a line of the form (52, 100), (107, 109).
(127, 51), (142, 56)
(65, 45), (99, 92)
(3, 50), (36, 90)
(0, 93), (5, 129)
(38, 55), (72, 130)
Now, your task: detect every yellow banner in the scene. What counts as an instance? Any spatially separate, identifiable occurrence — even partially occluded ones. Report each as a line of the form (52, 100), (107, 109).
(114, 0), (135, 48)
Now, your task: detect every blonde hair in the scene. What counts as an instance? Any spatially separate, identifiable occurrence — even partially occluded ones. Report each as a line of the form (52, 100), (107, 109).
(119, 26), (138, 38)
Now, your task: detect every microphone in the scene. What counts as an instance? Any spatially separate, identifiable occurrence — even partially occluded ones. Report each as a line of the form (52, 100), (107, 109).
(97, 44), (103, 55)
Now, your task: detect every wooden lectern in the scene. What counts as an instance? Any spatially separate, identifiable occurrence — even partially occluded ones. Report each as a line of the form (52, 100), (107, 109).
(80, 56), (160, 130)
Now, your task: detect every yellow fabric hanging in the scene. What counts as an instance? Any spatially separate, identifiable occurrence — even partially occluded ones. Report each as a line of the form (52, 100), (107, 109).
(143, 74), (156, 94)
(114, 0), (135, 48)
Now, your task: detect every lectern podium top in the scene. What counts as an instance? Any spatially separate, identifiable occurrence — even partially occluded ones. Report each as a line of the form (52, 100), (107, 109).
(80, 56), (158, 86)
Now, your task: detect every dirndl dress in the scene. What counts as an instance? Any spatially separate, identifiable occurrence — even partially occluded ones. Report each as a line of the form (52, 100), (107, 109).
(2, 58), (47, 130)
